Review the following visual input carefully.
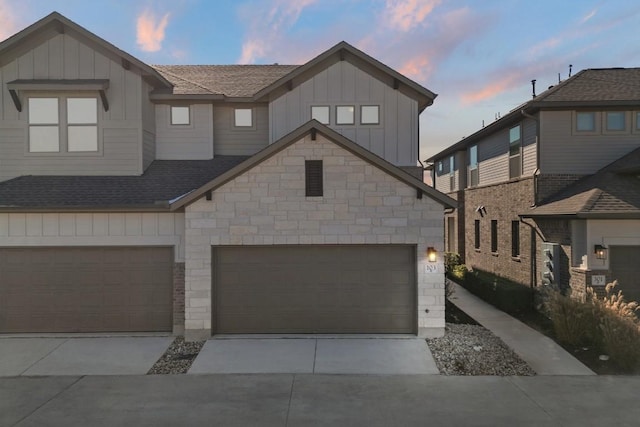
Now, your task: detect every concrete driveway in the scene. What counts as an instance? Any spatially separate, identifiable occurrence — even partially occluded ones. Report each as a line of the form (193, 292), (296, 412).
(0, 336), (173, 376)
(189, 337), (439, 375)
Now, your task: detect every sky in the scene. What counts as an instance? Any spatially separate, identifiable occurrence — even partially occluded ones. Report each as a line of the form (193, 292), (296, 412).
(2, 0), (640, 162)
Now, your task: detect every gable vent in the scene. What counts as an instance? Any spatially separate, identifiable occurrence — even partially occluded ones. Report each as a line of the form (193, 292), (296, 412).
(305, 160), (323, 197)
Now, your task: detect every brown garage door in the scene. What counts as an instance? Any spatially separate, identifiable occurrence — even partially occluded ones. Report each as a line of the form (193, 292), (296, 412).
(610, 246), (640, 304)
(213, 245), (416, 334)
(0, 247), (173, 333)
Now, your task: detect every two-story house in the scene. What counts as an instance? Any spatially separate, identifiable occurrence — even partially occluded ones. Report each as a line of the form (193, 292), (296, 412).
(0, 12), (455, 340)
(429, 68), (640, 303)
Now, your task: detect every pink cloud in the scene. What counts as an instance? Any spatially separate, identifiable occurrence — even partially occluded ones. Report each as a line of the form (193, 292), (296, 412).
(0, 0), (19, 42)
(136, 9), (170, 52)
(384, 0), (441, 32)
(399, 55), (431, 81)
(239, 0), (317, 64)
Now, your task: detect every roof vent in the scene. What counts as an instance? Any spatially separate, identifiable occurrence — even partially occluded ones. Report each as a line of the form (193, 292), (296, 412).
(531, 79), (536, 98)
(568, 64), (572, 77)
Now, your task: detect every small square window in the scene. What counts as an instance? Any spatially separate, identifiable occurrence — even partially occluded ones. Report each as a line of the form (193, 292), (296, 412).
(305, 160), (323, 197)
(606, 111), (625, 131)
(234, 108), (253, 127)
(576, 112), (595, 131)
(336, 106), (354, 125)
(171, 106), (190, 125)
(311, 106), (330, 124)
(360, 105), (379, 124)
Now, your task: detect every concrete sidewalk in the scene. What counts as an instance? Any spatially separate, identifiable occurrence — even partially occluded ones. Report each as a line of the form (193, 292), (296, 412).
(3, 374), (639, 426)
(449, 282), (595, 375)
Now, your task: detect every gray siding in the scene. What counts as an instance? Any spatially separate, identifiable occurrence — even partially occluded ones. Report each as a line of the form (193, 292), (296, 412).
(522, 117), (538, 176)
(0, 212), (185, 262)
(269, 61), (418, 166)
(141, 80), (155, 170)
(540, 110), (640, 174)
(156, 104), (213, 160)
(0, 33), (145, 181)
(213, 104), (269, 156)
(477, 128), (509, 186)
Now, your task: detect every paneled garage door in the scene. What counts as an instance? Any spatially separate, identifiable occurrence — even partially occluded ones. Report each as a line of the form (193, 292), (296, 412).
(610, 246), (640, 304)
(0, 247), (173, 333)
(213, 245), (416, 334)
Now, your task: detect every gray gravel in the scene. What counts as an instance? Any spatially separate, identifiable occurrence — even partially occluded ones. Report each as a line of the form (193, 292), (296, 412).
(148, 337), (205, 375)
(427, 323), (536, 376)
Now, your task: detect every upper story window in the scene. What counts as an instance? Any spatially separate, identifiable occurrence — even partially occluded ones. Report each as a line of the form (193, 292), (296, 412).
(636, 112), (640, 131)
(311, 106), (330, 124)
(576, 112), (596, 132)
(605, 111), (626, 131)
(28, 96), (98, 153)
(336, 106), (355, 125)
(469, 145), (478, 187)
(170, 106), (190, 125)
(360, 105), (379, 124)
(437, 161), (443, 174)
(509, 124), (521, 178)
(234, 108), (253, 127)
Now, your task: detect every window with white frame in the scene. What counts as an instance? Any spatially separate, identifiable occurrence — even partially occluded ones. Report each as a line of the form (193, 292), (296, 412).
(311, 106), (330, 124)
(469, 145), (478, 187)
(509, 124), (521, 178)
(170, 106), (190, 125)
(234, 108), (253, 127)
(28, 96), (98, 153)
(576, 112), (596, 131)
(336, 105), (355, 125)
(360, 105), (379, 124)
(606, 111), (625, 131)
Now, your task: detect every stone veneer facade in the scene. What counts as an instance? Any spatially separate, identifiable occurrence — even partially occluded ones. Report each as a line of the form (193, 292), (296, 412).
(183, 133), (446, 340)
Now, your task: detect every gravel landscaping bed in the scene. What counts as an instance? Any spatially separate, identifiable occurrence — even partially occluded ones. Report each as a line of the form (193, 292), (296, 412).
(427, 323), (535, 376)
(148, 337), (205, 375)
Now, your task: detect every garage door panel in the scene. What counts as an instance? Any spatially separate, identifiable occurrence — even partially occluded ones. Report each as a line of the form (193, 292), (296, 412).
(0, 247), (173, 333)
(610, 246), (640, 304)
(213, 245), (416, 334)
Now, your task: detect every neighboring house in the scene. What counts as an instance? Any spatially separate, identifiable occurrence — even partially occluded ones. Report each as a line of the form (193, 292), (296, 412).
(428, 68), (640, 303)
(0, 12), (455, 339)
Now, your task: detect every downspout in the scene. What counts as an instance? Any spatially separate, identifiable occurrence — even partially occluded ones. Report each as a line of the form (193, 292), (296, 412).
(520, 216), (546, 300)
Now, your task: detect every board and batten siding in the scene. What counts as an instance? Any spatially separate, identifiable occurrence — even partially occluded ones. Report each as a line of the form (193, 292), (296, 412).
(155, 104), (214, 160)
(0, 33), (148, 182)
(0, 212), (185, 262)
(269, 61), (419, 166)
(213, 104), (269, 156)
(540, 110), (640, 174)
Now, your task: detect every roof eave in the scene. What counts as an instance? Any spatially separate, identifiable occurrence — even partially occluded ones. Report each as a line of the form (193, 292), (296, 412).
(0, 203), (172, 213)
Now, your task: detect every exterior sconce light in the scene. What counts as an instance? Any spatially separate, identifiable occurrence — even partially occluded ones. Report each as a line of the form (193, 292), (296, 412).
(427, 247), (437, 262)
(594, 244), (607, 260)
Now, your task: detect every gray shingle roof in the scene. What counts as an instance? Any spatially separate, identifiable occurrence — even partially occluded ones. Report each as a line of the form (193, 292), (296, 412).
(152, 65), (299, 97)
(0, 156), (248, 210)
(522, 147), (640, 218)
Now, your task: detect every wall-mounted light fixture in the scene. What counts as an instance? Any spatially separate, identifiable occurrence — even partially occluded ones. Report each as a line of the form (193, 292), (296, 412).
(427, 247), (437, 262)
(594, 244), (607, 260)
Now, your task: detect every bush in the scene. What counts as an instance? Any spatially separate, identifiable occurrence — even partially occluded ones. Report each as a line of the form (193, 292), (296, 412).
(444, 252), (462, 276)
(545, 288), (600, 348)
(455, 268), (534, 315)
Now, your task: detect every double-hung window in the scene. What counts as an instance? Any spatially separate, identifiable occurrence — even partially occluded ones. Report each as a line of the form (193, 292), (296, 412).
(469, 145), (478, 187)
(508, 124), (521, 178)
(28, 96), (98, 153)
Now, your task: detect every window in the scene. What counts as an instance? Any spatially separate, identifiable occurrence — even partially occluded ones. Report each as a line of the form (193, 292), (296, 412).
(437, 161), (443, 174)
(449, 155), (455, 190)
(336, 106), (355, 125)
(576, 112), (595, 131)
(360, 105), (379, 124)
(636, 112), (640, 130)
(469, 145), (478, 187)
(311, 106), (330, 124)
(606, 111), (625, 131)
(509, 124), (521, 178)
(474, 220), (480, 250)
(28, 96), (98, 153)
(234, 108), (253, 127)
(170, 106), (190, 125)
(29, 98), (59, 152)
(305, 160), (323, 197)
(511, 221), (520, 258)
(491, 220), (498, 253)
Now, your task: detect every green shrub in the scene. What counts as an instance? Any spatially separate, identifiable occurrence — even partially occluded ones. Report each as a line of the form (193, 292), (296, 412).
(457, 268), (533, 315)
(444, 252), (462, 276)
(545, 288), (600, 348)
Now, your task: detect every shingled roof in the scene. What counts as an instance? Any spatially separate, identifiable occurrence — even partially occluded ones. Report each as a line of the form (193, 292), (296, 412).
(0, 156), (248, 211)
(153, 65), (299, 97)
(428, 67), (640, 161)
(521, 147), (640, 219)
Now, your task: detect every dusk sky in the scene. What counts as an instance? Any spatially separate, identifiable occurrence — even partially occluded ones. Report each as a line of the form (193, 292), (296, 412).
(2, 0), (640, 162)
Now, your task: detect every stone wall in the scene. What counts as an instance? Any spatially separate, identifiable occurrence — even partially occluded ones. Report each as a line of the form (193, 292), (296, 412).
(183, 133), (446, 340)
(173, 262), (185, 335)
